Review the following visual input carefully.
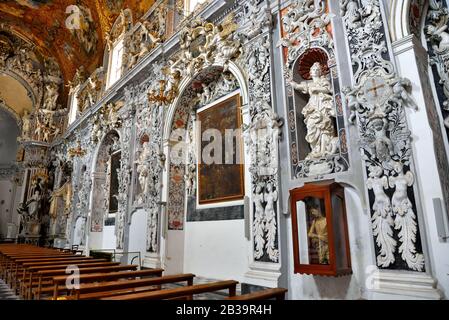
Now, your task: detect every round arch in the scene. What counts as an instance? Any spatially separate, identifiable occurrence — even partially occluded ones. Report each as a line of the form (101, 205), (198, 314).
(163, 61), (249, 142)
(390, 0), (430, 42)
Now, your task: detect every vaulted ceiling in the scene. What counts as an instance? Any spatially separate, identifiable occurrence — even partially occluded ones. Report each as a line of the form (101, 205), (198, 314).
(0, 0), (155, 84)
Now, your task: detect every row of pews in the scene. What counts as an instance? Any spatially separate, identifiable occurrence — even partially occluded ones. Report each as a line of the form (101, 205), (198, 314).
(0, 244), (287, 300)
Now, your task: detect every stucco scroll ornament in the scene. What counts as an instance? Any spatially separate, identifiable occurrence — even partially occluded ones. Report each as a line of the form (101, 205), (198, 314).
(240, 0), (271, 39)
(340, 0), (393, 85)
(163, 19), (242, 98)
(343, 73), (424, 271)
(279, 0), (333, 67)
(244, 101), (282, 262)
(425, 0), (449, 126)
(145, 141), (164, 253)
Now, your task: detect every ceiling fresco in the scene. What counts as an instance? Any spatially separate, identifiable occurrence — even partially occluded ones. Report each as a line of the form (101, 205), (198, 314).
(0, 0), (155, 84)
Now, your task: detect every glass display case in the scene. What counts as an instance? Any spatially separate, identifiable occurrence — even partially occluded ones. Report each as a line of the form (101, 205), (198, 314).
(290, 181), (352, 276)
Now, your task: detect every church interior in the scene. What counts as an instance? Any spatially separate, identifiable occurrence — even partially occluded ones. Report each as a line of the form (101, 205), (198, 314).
(0, 0), (449, 301)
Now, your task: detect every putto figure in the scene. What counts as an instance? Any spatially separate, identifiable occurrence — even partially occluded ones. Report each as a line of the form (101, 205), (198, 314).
(290, 62), (339, 160)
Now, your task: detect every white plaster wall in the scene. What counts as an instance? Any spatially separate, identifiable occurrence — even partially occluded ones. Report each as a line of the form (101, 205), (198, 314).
(183, 220), (248, 282)
(393, 41), (449, 298)
(286, 188), (374, 299)
(88, 231), (103, 249)
(101, 225), (116, 249)
(165, 229), (185, 275)
(128, 209), (148, 257)
(88, 224), (117, 251)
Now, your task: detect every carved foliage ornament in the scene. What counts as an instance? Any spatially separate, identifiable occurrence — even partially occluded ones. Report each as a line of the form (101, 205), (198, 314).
(161, 18), (242, 103)
(242, 33), (281, 263)
(341, 0), (424, 272)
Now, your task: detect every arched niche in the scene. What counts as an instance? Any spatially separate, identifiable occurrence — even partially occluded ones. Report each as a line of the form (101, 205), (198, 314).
(161, 62), (251, 278)
(288, 47), (348, 179)
(166, 65), (245, 229)
(88, 130), (121, 250)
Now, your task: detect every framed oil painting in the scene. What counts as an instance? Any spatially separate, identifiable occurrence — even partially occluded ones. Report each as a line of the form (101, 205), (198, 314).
(197, 93), (244, 204)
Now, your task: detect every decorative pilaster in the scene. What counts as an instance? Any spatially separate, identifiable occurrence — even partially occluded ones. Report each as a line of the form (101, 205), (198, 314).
(238, 0), (283, 288)
(340, 0), (442, 299)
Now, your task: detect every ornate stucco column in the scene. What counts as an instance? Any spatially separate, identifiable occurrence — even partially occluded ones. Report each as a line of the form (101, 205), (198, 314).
(340, 0), (442, 299)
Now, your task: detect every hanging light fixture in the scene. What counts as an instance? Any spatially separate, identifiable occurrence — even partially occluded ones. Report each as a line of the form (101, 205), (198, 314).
(147, 43), (178, 106)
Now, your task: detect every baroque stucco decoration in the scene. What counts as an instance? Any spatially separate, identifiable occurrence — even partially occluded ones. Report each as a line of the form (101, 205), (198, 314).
(239, 2), (282, 263)
(124, 68), (165, 253)
(280, 0), (349, 179)
(161, 18), (242, 103)
(425, 0), (449, 129)
(341, 0), (425, 272)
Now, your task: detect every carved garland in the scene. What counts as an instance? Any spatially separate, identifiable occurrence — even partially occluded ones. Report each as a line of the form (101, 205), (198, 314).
(239, 1), (282, 263)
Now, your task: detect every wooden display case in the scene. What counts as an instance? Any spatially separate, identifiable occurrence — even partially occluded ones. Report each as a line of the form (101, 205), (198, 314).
(290, 181), (352, 276)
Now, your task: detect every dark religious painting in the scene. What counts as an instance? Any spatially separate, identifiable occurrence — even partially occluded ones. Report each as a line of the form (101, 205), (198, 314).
(108, 151), (121, 213)
(198, 94), (244, 204)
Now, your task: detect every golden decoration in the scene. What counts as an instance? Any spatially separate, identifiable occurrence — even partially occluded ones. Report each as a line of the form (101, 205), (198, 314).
(68, 141), (86, 158)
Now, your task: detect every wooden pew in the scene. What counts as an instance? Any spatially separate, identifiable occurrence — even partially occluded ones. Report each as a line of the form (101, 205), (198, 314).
(23, 261), (120, 299)
(101, 280), (239, 300)
(2, 252), (74, 281)
(18, 259), (108, 295)
(226, 288), (288, 300)
(46, 269), (164, 300)
(68, 274), (195, 300)
(6, 254), (81, 288)
(32, 265), (139, 300)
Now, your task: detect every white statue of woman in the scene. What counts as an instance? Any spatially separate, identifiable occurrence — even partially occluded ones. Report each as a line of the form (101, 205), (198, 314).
(264, 182), (279, 261)
(366, 165), (392, 219)
(136, 142), (151, 202)
(389, 161), (424, 271)
(253, 184), (265, 259)
(21, 110), (31, 140)
(389, 162), (414, 217)
(366, 165), (396, 267)
(290, 62), (339, 160)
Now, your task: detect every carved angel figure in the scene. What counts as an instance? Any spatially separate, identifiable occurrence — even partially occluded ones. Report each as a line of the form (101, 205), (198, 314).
(341, 0), (361, 29)
(290, 62), (339, 159)
(366, 165), (396, 267)
(425, 24), (449, 53)
(366, 115), (394, 163)
(43, 83), (59, 111)
(360, 0), (381, 24)
(342, 86), (362, 124)
(388, 78), (418, 110)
